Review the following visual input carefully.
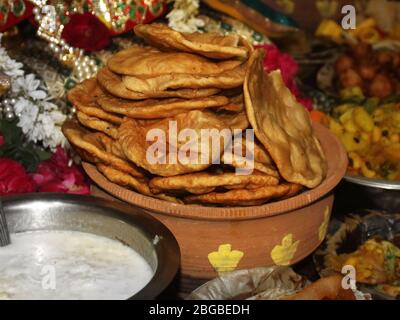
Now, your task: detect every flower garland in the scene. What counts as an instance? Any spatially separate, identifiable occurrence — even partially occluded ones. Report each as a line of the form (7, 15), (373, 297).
(167, 0), (204, 33)
(0, 35), (67, 150)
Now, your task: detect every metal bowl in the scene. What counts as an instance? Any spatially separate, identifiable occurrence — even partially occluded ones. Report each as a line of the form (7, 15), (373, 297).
(344, 175), (400, 191)
(340, 175), (400, 213)
(1, 193), (180, 300)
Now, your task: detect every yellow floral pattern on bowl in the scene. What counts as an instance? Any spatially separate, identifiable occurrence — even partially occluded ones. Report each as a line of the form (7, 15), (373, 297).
(318, 206), (330, 241)
(208, 244), (244, 273)
(271, 234), (300, 266)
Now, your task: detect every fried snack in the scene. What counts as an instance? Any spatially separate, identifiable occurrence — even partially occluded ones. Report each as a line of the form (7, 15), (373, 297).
(185, 183), (301, 206)
(217, 110), (249, 130)
(227, 154), (279, 177)
(118, 110), (230, 176)
(97, 164), (182, 203)
(122, 62), (247, 93)
(108, 45), (242, 76)
(67, 79), (123, 124)
(283, 275), (356, 300)
(218, 94), (244, 112)
(222, 137), (279, 177)
(96, 163), (151, 195)
(134, 23), (250, 60)
(244, 49), (327, 188)
(62, 120), (144, 178)
(76, 111), (119, 139)
(97, 93), (230, 119)
(149, 170), (279, 194)
(97, 67), (220, 100)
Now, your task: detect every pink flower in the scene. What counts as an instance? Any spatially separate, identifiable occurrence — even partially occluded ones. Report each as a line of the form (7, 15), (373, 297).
(256, 44), (313, 110)
(32, 147), (90, 194)
(0, 158), (36, 195)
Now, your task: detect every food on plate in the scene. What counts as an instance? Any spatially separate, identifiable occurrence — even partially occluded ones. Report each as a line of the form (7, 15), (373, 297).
(334, 43), (400, 99)
(187, 267), (366, 300)
(63, 23), (327, 206)
(329, 238), (400, 298)
(244, 49), (327, 188)
(283, 275), (357, 300)
(320, 100), (400, 180)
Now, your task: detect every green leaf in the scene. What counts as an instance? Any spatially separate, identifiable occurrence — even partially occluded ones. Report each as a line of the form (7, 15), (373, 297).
(0, 118), (22, 145)
(364, 98), (380, 114)
(381, 94), (400, 105)
(0, 119), (52, 172)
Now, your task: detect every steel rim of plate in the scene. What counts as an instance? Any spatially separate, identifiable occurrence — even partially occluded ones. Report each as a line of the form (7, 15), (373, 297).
(344, 175), (400, 191)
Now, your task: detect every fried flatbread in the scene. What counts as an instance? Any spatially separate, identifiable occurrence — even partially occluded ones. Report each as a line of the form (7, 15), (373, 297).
(122, 62), (246, 92)
(185, 183), (302, 206)
(62, 119), (144, 178)
(108, 45), (242, 76)
(222, 136), (279, 177)
(96, 93), (230, 119)
(96, 163), (151, 195)
(244, 49), (327, 188)
(149, 170), (279, 194)
(97, 67), (220, 100)
(76, 111), (119, 139)
(67, 79), (123, 124)
(96, 163), (182, 203)
(118, 110), (235, 176)
(218, 110), (249, 130)
(134, 23), (250, 60)
(217, 94), (244, 112)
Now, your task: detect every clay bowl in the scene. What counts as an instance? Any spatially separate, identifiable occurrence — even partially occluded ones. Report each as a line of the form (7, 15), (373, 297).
(84, 122), (347, 294)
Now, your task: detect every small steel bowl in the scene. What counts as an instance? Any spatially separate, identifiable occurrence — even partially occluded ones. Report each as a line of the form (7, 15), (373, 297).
(2, 193), (180, 300)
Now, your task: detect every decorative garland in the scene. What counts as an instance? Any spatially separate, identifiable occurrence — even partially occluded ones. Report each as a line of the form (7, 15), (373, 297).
(0, 35), (67, 150)
(167, 0), (204, 33)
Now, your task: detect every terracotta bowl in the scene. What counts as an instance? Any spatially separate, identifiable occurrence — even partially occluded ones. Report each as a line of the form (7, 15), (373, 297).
(84, 122), (347, 294)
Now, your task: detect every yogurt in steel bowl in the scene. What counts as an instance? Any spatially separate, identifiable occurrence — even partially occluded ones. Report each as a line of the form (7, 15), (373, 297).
(0, 230), (154, 300)
(1, 194), (180, 300)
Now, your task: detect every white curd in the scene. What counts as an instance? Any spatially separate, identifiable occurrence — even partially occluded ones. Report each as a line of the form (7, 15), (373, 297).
(0, 230), (154, 300)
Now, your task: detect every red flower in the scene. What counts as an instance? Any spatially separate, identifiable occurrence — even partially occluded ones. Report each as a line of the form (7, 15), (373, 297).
(32, 147), (90, 195)
(256, 44), (313, 110)
(62, 13), (110, 52)
(0, 158), (35, 196)
(0, 133), (4, 146)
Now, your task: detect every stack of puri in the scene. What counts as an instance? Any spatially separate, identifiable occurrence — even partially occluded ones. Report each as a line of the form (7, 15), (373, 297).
(62, 23), (327, 207)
